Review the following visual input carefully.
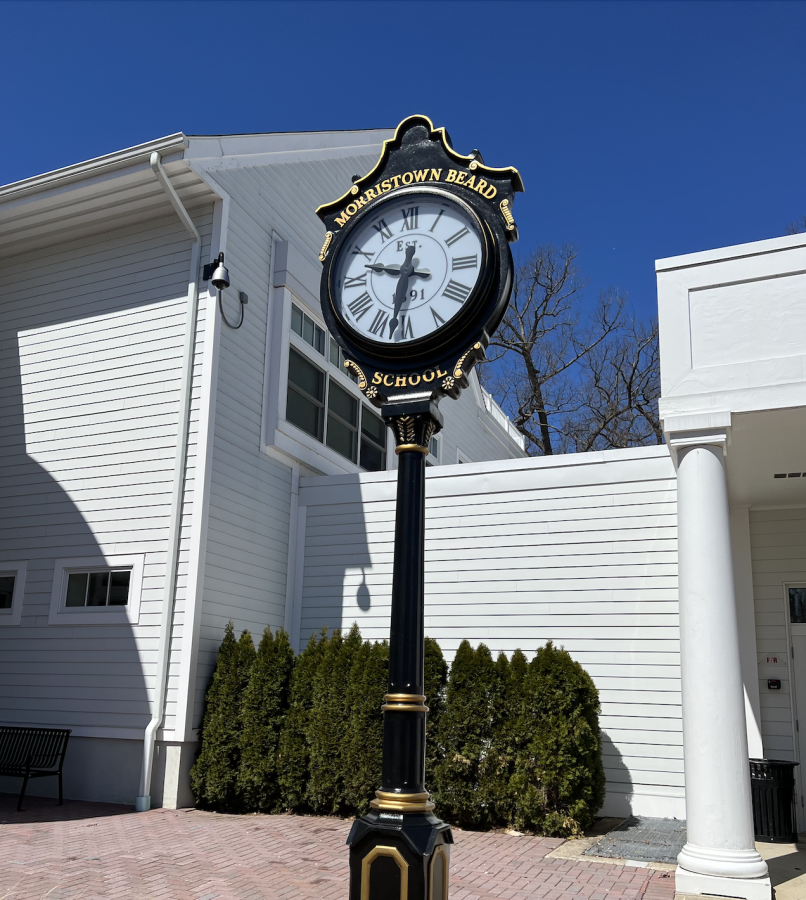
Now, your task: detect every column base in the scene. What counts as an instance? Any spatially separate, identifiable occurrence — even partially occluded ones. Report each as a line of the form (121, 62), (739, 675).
(678, 843), (768, 879)
(675, 867), (772, 900)
(347, 809), (453, 900)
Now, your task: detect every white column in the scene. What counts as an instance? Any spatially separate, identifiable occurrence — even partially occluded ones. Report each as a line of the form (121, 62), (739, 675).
(673, 436), (771, 900)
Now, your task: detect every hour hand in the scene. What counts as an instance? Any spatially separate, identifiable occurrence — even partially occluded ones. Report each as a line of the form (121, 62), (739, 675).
(366, 263), (431, 278)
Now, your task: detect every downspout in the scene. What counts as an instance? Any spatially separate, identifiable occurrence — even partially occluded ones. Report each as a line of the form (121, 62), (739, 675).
(136, 152), (201, 812)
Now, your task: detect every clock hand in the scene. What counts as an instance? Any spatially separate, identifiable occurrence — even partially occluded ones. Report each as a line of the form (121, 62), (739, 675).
(388, 245), (416, 339)
(365, 263), (431, 277)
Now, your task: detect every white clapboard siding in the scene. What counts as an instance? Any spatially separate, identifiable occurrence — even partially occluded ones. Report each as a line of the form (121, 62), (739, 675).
(0, 207), (213, 739)
(297, 445), (683, 817)
(189, 150), (393, 727)
(750, 507), (806, 760)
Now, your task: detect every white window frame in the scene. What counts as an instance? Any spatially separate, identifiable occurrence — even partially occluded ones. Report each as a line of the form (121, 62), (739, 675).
(48, 555), (144, 626)
(0, 561), (28, 627)
(456, 448), (472, 464)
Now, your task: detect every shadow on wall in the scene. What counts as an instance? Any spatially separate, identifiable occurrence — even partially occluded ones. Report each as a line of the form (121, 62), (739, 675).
(600, 732), (635, 818)
(299, 477), (373, 646)
(0, 305), (152, 806)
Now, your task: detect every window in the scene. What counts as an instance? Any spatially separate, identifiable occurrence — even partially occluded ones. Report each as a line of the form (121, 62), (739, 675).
(329, 336), (358, 383)
(428, 434), (441, 465)
(291, 304), (325, 355)
(456, 449), (472, 464)
(0, 561), (26, 627)
(0, 576), (14, 610)
(286, 347), (325, 441)
(790, 587), (806, 624)
(286, 345), (387, 471)
(327, 381), (358, 463)
(49, 556), (143, 625)
(65, 570), (131, 607)
(360, 407), (387, 472)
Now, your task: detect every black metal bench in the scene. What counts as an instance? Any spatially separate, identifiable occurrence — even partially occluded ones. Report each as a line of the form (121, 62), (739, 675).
(0, 726), (71, 810)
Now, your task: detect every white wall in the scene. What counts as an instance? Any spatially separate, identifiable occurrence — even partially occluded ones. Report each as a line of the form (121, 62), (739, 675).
(297, 446), (683, 819)
(657, 233), (806, 421)
(0, 208), (213, 744)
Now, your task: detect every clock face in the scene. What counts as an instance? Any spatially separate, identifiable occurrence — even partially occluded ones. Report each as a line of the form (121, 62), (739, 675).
(332, 192), (485, 345)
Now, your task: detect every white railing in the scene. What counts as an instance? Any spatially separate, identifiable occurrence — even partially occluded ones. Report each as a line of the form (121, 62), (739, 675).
(481, 388), (525, 450)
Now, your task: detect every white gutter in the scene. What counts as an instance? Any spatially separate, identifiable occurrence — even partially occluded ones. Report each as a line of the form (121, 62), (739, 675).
(0, 134), (188, 201)
(135, 151), (201, 812)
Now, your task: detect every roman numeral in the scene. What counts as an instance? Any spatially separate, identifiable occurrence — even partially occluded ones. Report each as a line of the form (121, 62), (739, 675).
(400, 206), (419, 231)
(442, 280), (472, 303)
(399, 316), (414, 339)
(347, 292), (373, 320)
(452, 254), (477, 271)
(373, 219), (393, 242)
(368, 308), (389, 335)
(431, 308), (446, 327)
(351, 247), (372, 260)
(429, 209), (445, 232)
(445, 226), (469, 247)
(344, 273), (368, 289)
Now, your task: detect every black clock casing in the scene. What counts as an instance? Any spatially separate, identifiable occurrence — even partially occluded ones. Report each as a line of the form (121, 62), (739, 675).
(317, 114), (523, 407)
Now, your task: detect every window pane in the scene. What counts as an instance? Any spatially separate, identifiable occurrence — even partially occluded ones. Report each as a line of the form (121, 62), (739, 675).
(362, 407), (385, 443)
(302, 316), (314, 346)
(328, 382), (358, 426)
(287, 387), (323, 440)
(65, 572), (88, 607)
(314, 325), (325, 355)
(790, 588), (806, 624)
(329, 337), (340, 367)
(0, 575), (14, 610)
(429, 436), (440, 459)
(288, 348), (324, 401)
(108, 571), (131, 606)
(87, 571), (110, 606)
(361, 439), (385, 472)
(291, 304), (303, 338)
(327, 414), (357, 461)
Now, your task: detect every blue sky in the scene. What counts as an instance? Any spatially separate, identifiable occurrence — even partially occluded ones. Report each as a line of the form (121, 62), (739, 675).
(2, 0), (805, 321)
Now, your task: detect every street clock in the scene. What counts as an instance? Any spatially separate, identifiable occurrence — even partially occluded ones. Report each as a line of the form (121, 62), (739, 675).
(317, 114), (522, 406)
(317, 115), (522, 900)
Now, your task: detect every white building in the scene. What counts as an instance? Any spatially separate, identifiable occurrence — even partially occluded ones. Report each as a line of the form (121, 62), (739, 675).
(2, 126), (805, 900)
(0, 130), (525, 813)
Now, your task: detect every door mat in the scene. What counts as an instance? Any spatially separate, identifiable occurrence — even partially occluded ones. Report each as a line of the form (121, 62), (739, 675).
(584, 816), (687, 864)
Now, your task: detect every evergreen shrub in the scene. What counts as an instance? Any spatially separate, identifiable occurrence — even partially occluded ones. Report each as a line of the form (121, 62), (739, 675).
(190, 623), (256, 811)
(238, 627), (295, 812)
(344, 638), (389, 814)
(424, 636), (448, 784)
(433, 640), (497, 828)
(509, 641), (606, 837)
(276, 627), (327, 811)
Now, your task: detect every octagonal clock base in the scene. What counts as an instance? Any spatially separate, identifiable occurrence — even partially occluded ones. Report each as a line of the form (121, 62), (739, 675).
(347, 809), (453, 900)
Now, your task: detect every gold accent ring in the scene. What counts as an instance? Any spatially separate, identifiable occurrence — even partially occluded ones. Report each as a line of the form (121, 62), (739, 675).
(382, 692), (429, 713)
(395, 443), (429, 455)
(371, 790), (435, 813)
(385, 694), (426, 703)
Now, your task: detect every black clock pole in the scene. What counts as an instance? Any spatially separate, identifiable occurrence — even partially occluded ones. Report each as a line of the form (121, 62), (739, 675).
(346, 398), (453, 900)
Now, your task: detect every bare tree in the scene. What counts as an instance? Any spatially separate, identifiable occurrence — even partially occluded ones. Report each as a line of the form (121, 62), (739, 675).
(482, 245), (661, 456)
(559, 316), (662, 453)
(786, 217), (806, 235)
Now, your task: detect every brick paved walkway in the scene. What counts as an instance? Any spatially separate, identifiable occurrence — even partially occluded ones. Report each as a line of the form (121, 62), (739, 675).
(0, 793), (676, 900)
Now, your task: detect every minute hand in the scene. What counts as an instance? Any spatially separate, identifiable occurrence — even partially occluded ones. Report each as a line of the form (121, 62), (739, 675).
(388, 245), (417, 339)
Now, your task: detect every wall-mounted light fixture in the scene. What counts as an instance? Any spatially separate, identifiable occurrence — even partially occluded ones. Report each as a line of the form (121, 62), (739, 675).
(203, 252), (247, 329)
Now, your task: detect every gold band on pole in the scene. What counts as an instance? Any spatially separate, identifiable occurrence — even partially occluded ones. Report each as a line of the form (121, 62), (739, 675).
(370, 790), (435, 813)
(381, 693), (429, 713)
(394, 443), (429, 455)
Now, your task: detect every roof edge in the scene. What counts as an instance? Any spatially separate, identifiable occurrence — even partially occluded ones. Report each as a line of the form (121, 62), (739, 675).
(0, 133), (188, 203)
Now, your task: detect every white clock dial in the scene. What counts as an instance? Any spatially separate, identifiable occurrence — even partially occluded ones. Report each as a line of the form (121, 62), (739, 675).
(334, 193), (484, 344)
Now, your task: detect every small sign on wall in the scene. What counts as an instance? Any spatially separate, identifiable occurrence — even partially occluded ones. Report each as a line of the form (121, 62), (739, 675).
(760, 653), (787, 666)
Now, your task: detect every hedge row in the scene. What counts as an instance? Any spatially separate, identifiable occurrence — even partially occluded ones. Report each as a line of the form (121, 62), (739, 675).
(190, 622), (605, 836)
